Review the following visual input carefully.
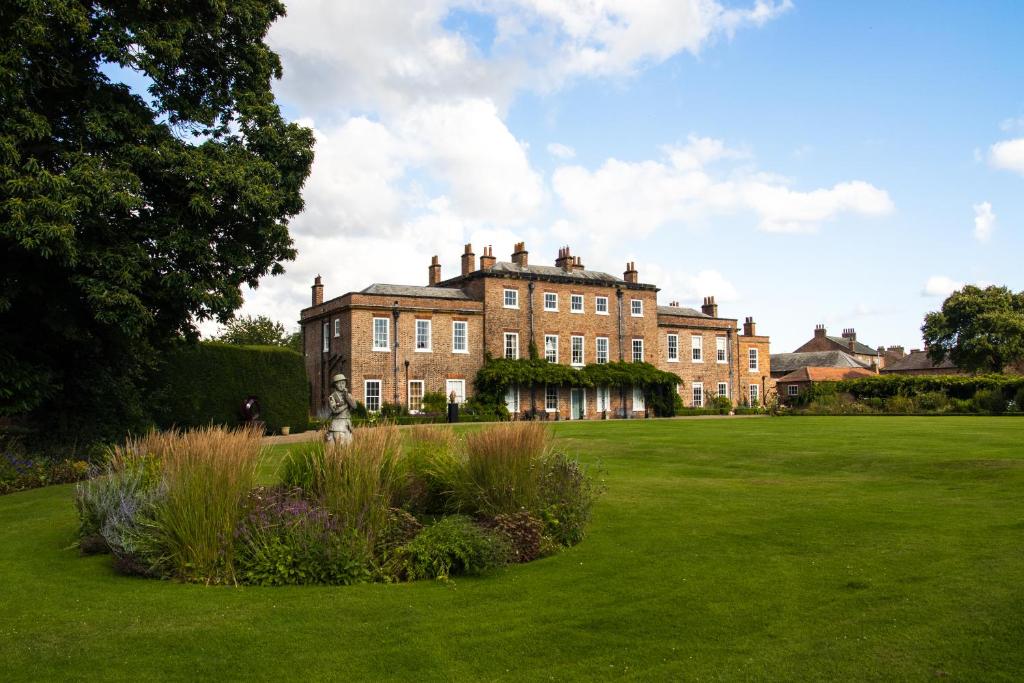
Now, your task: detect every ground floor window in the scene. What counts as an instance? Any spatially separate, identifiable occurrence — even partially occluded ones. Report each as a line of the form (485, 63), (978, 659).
(787, 384), (799, 397)
(505, 385), (520, 414)
(717, 382), (729, 398)
(749, 383), (760, 405)
(632, 386), (645, 412)
(446, 379), (466, 404)
(364, 380), (381, 413)
(596, 385), (610, 412)
(545, 385), (558, 412)
(408, 380), (424, 413)
(692, 382), (703, 408)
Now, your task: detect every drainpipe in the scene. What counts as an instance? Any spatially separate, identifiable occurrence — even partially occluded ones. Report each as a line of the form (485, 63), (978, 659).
(727, 327), (736, 408)
(616, 286), (626, 417)
(391, 301), (400, 406)
(528, 281), (537, 417)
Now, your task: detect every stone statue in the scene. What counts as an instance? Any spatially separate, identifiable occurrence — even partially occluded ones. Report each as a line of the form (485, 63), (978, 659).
(326, 373), (357, 444)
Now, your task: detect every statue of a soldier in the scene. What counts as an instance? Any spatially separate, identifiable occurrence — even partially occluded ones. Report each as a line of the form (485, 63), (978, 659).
(326, 374), (357, 444)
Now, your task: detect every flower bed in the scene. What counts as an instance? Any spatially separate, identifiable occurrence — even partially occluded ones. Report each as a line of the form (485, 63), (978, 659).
(1, 449), (90, 495)
(74, 422), (601, 584)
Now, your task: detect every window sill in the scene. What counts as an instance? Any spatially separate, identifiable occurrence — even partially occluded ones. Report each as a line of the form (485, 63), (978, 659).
(667, 358), (679, 363)
(415, 348), (432, 353)
(596, 311), (609, 316)
(372, 347), (390, 352)
(452, 349), (469, 354)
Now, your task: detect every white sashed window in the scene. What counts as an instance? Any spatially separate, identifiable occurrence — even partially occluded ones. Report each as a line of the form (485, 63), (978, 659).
(333, 319), (340, 337)
(446, 379), (466, 404)
(597, 386), (610, 412)
(322, 321), (329, 353)
(504, 332), (519, 359)
(788, 384), (799, 397)
(571, 294), (584, 313)
(505, 386), (520, 414)
(632, 338), (644, 362)
(631, 299), (643, 317)
(545, 335), (559, 363)
(408, 380), (425, 413)
(452, 320), (468, 353)
(595, 296), (609, 315)
(503, 288), (519, 309)
(691, 335), (703, 362)
(667, 334), (679, 362)
(718, 382), (729, 398)
(692, 382), (704, 408)
(364, 380), (381, 413)
(595, 337), (609, 364)
(372, 317), (390, 351)
(571, 335), (584, 366)
(545, 385), (559, 412)
(632, 386), (645, 412)
(749, 383), (760, 405)
(544, 292), (558, 311)
(716, 337), (727, 363)
(415, 319), (432, 352)
(749, 348), (759, 371)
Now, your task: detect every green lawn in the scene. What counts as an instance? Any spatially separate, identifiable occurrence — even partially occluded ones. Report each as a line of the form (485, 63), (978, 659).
(2, 417), (1022, 681)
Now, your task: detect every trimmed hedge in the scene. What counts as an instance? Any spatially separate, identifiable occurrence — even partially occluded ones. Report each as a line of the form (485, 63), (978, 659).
(153, 342), (307, 434)
(834, 374), (1024, 400)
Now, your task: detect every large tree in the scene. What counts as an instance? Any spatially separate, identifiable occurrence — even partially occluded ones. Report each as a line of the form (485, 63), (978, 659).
(217, 315), (288, 346)
(922, 285), (1024, 374)
(0, 1), (314, 446)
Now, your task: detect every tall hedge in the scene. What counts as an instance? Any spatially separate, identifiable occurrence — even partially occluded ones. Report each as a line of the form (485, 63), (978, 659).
(153, 342), (307, 434)
(835, 374), (1024, 400)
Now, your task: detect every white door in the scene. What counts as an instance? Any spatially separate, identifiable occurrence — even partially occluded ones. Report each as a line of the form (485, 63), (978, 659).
(570, 388), (585, 420)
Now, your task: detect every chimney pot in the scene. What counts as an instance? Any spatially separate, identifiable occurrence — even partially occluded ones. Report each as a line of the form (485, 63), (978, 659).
(743, 316), (757, 336)
(312, 275), (324, 306)
(480, 244), (496, 270)
(814, 324), (826, 338)
(512, 241), (529, 267)
(623, 261), (638, 284)
(701, 295), (718, 318)
(428, 255), (442, 285)
(461, 243), (476, 276)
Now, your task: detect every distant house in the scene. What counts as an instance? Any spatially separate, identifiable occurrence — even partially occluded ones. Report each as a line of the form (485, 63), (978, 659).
(769, 350), (871, 379)
(793, 325), (883, 369)
(777, 366), (878, 401)
(881, 349), (963, 376)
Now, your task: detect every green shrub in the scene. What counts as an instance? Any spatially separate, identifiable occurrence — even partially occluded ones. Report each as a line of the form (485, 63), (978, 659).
(421, 391), (448, 414)
(709, 396), (733, 414)
(1013, 386), (1024, 413)
(380, 402), (407, 419)
(914, 391), (948, 412)
(488, 510), (546, 563)
(974, 388), (1007, 414)
(885, 395), (915, 414)
(539, 451), (602, 547)
(948, 397), (975, 413)
(389, 515), (509, 580)
(152, 341), (307, 435)
(401, 425), (461, 514)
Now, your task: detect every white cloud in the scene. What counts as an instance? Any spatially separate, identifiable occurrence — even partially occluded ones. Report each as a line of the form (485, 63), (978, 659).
(999, 116), (1024, 131)
(989, 138), (1024, 176)
(547, 142), (576, 159)
(551, 136), (894, 242)
(922, 276), (964, 298)
(973, 201), (995, 243)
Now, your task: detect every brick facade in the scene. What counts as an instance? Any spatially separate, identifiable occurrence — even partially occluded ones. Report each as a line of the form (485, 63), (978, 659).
(300, 244), (773, 419)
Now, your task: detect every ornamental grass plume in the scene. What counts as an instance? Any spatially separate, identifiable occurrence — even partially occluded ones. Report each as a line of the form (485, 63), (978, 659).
(460, 421), (551, 517)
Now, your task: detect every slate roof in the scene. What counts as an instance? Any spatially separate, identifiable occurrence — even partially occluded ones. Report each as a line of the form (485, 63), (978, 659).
(360, 283), (471, 300)
(882, 349), (958, 373)
(657, 305), (709, 318)
(770, 350), (869, 374)
(483, 261), (625, 283)
(777, 367), (877, 383)
(825, 335), (879, 356)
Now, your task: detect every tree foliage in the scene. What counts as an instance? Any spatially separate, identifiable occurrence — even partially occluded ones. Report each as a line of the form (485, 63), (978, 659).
(0, 1), (314, 445)
(218, 315), (288, 346)
(922, 285), (1024, 373)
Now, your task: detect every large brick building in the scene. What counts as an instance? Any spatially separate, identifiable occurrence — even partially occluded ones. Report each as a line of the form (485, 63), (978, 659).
(300, 243), (771, 419)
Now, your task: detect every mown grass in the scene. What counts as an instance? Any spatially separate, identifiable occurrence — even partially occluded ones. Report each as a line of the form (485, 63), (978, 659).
(1, 417), (1023, 680)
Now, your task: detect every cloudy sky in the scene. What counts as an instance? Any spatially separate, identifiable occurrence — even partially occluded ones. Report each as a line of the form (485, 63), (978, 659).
(213, 1), (1023, 352)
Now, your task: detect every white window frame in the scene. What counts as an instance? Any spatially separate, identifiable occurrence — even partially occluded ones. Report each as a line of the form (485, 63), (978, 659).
(596, 386), (610, 412)
(544, 334), (559, 363)
(446, 379), (466, 405)
(372, 317), (390, 352)
(503, 288), (519, 309)
(571, 335), (585, 366)
(545, 385), (558, 412)
(667, 334), (679, 362)
(717, 382), (729, 398)
(691, 335), (703, 363)
(408, 380), (425, 413)
(716, 337), (727, 363)
(595, 337), (609, 364)
(322, 321), (329, 353)
(595, 296), (609, 315)
(333, 319), (340, 338)
(415, 319), (432, 352)
(692, 382), (704, 408)
(787, 384), (799, 397)
(632, 338), (644, 363)
(749, 383), (760, 405)
(452, 320), (468, 354)
(570, 294), (584, 313)
(504, 332), (519, 360)
(543, 292), (558, 312)
(632, 386), (645, 412)
(630, 299), (643, 317)
(364, 380), (381, 413)
(505, 385), (520, 414)
(749, 348), (759, 371)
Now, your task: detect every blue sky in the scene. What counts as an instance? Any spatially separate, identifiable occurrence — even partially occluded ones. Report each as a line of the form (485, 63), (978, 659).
(199, 1), (1024, 352)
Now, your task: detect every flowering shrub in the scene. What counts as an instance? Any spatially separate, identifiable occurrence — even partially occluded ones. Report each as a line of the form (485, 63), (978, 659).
(1, 449), (90, 495)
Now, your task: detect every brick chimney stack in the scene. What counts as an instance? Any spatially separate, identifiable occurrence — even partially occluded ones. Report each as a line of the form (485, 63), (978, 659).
(842, 328), (857, 351)
(623, 261), (638, 284)
(555, 246), (573, 270)
(511, 241), (528, 267)
(572, 255), (585, 272)
(461, 243), (476, 276)
(428, 255), (441, 285)
(701, 296), (718, 318)
(669, 301), (679, 307)
(887, 345), (905, 358)
(743, 316), (757, 336)
(814, 324), (826, 339)
(479, 245), (495, 270)
(312, 275), (324, 306)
